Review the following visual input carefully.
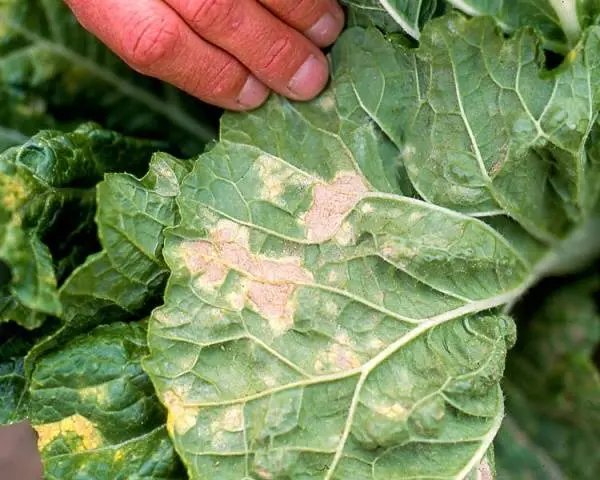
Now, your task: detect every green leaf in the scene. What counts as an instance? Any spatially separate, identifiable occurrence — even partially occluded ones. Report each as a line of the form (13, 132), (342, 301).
(0, 124), (158, 328)
(332, 17), (600, 242)
(0, 318), (58, 424)
(341, 0), (440, 38)
(0, 324), (34, 424)
(0, 85), (57, 151)
(144, 77), (526, 477)
(27, 320), (185, 479)
(447, 0), (600, 52)
(0, 0), (217, 153)
(495, 277), (600, 479)
(26, 153), (190, 366)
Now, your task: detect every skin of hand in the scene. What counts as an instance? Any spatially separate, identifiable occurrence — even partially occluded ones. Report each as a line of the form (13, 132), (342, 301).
(65, 0), (345, 110)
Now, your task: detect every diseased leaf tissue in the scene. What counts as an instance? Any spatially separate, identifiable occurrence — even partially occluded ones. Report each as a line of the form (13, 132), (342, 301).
(1, 0), (599, 479)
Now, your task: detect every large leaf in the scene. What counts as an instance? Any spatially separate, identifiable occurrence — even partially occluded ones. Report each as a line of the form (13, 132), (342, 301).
(341, 0), (440, 38)
(0, 0), (217, 153)
(25, 152), (190, 368)
(143, 77), (528, 477)
(26, 320), (185, 479)
(447, 0), (600, 52)
(495, 276), (600, 479)
(0, 124), (158, 328)
(333, 17), (600, 242)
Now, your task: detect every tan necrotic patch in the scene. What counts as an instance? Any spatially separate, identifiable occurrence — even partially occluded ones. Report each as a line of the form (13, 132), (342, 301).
(178, 220), (313, 335)
(304, 172), (369, 243)
(179, 240), (228, 285)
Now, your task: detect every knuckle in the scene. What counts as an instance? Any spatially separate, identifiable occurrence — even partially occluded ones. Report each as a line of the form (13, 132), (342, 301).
(257, 37), (295, 73)
(202, 59), (244, 98)
(122, 15), (179, 68)
(280, 0), (317, 20)
(184, 0), (238, 32)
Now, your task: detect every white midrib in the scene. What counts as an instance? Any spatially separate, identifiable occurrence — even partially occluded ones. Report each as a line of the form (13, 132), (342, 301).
(323, 286), (524, 478)
(454, 403), (504, 479)
(378, 0), (420, 39)
(548, 0), (582, 46)
(184, 285), (527, 411)
(8, 23), (217, 143)
(165, 284), (522, 478)
(446, 0), (483, 17)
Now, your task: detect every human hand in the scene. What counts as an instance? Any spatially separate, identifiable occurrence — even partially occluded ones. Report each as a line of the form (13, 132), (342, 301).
(65, 0), (344, 110)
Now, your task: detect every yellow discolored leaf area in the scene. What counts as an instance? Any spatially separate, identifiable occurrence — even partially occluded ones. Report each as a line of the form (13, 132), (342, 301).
(35, 414), (103, 452)
(0, 172), (28, 212)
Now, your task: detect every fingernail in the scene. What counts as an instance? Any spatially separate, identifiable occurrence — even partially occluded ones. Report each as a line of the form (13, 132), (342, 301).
(288, 55), (329, 100)
(237, 75), (269, 108)
(305, 12), (343, 46)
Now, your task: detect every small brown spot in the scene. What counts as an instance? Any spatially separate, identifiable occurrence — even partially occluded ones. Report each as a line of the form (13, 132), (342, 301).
(255, 467), (273, 480)
(318, 90), (336, 112)
(304, 173), (369, 243)
(477, 460), (493, 480)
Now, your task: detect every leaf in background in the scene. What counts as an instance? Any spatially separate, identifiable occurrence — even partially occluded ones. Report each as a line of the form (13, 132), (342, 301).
(0, 124), (159, 328)
(143, 82), (526, 478)
(0, 317), (59, 424)
(25, 153), (190, 368)
(341, 0), (440, 38)
(495, 276), (600, 479)
(0, 86), (57, 152)
(0, 324), (36, 424)
(333, 17), (600, 242)
(0, 0), (217, 154)
(26, 320), (185, 479)
(447, 0), (600, 52)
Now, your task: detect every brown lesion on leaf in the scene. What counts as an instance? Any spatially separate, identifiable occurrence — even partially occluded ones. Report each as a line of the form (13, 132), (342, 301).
(303, 172), (369, 243)
(476, 459), (493, 480)
(179, 240), (228, 285)
(177, 220), (313, 335)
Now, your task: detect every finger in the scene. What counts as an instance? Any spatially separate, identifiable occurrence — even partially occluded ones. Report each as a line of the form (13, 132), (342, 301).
(64, 0), (269, 110)
(259, 0), (344, 47)
(165, 0), (329, 101)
